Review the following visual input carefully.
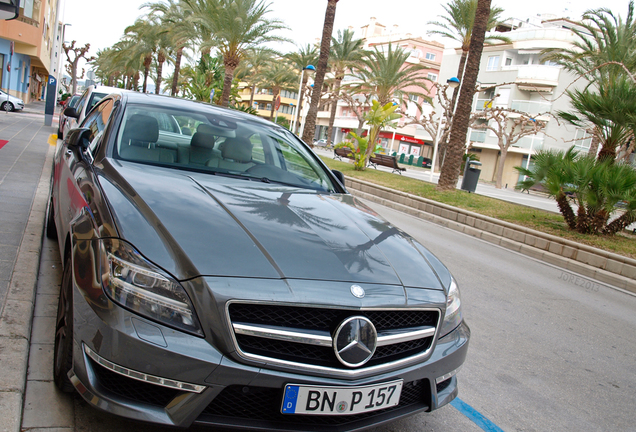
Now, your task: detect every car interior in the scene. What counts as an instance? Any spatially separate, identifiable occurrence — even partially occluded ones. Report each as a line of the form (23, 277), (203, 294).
(115, 104), (334, 192)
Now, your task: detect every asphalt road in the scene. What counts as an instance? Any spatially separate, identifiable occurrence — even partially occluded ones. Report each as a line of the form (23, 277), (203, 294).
(54, 198), (635, 432)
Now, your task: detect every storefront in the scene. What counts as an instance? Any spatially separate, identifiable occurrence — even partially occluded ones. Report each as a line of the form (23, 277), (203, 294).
(378, 131), (430, 157)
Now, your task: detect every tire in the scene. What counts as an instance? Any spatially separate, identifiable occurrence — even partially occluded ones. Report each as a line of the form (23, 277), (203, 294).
(57, 127), (63, 140)
(53, 256), (75, 393)
(1, 101), (14, 112)
(45, 196), (57, 240)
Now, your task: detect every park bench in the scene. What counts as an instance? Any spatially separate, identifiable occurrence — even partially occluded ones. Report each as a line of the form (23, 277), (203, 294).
(334, 147), (354, 161)
(368, 153), (406, 175)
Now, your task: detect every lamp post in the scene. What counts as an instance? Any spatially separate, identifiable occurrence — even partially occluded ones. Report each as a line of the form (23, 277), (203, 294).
(299, 84), (314, 138)
(291, 65), (315, 135)
(429, 77), (460, 182)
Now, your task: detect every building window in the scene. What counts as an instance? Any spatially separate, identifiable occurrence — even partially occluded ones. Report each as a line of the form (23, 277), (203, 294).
(574, 128), (592, 150)
(408, 94), (419, 103)
(505, 58), (512, 66)
(425, 52), (436, 61)
(427, 73), (438, 82)
(487, 56), (500, 71)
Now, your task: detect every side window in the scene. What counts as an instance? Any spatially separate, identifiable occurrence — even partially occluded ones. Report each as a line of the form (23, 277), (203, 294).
(81, 99), (115, 153)
(249, 134), (266, 163)
(74, 90), (90, 117)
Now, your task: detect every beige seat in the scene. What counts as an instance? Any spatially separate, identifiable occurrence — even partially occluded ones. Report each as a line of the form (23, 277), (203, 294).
(208, 136), (255, 171)
(119, 114), (175, 163)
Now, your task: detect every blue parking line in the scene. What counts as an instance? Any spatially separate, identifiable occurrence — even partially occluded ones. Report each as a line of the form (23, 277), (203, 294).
(450, 398), (505, 432)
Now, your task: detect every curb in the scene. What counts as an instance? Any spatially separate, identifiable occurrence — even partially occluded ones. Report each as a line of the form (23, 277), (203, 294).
(345, 177), (636, 294)
(0, 145), (54, 432)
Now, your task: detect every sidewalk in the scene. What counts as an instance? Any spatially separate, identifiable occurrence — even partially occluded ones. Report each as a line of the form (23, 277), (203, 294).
(0, 103), (58, 432)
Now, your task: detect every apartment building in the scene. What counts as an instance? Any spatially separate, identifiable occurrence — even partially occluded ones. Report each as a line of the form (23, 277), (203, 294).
(438, 14), (592, 187)
(313, 18), (444, 157)
(0, 0), (63, 102)
(237, 86), (298, 125)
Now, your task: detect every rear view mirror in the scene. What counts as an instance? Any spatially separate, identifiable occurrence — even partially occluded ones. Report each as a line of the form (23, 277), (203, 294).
(66, 128), (92, 151)
(332, 170), (345, 186)
(63, 106), (79, 119)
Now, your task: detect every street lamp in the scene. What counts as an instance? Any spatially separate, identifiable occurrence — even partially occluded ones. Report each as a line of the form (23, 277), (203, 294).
(291, 65), (315, 134)
(429, 77), (460, 182)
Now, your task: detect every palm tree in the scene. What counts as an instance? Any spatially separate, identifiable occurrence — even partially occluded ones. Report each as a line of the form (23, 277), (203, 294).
(122, 18), (158, 93)
(325, 29), (365, 146)
(91, 48), (122, 87)
(428, 0), (507, 108)
(301, 0), (339, 145)
(187, 0), (288, 107)
(542, 1), (636, 84)
(243, 47), (278, 107)
(285, 44), (319, 134)
(352, 44), (431, 106)
(437, 0), (492, 191)
(143, 0), (195, 96)
(258, 61), (297, 121)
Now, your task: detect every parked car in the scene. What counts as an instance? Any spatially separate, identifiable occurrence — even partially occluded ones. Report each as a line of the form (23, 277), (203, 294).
(422, 157), (433, 169)
(0, 89), (25, 112)
(46, 92), (469, 430)
(57, 94), (81, 139)
(61, 85), (125, 140)
(313, 138), (328, 147)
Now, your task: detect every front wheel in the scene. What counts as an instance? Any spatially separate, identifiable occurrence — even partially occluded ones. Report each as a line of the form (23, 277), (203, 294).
(53, 256), (75, 393)
(1, 101), (14, 112)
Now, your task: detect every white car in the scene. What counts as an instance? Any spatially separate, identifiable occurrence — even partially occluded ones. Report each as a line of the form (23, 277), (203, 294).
(62, 85), (125, 139)
(0, 90), (25, 112)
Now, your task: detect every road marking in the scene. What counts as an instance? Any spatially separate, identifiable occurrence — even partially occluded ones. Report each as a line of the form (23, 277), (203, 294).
(451, 398), (505, 432)
(0, 139), (8, 150)
(48, 134), (57, 146)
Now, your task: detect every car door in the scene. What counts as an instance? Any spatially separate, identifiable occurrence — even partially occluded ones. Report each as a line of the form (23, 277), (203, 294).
(55, 98), (116, 241)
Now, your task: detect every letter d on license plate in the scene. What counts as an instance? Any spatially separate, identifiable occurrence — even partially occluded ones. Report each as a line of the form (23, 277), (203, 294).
(281, 380), (403, 415)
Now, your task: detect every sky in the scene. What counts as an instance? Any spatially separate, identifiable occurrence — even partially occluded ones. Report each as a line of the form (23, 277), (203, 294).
(60, 0), (631, 72)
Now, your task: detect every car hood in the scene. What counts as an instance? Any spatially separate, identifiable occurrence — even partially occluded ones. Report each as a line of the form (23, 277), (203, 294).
(99, 161), (447, 290)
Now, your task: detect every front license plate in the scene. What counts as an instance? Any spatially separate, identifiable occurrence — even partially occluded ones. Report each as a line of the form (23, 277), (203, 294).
(281, 380), (403, 415)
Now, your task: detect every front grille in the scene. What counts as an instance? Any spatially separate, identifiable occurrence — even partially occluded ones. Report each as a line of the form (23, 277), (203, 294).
(198, 380), (428, 428)
(229, 303), (439, 370)
(91, 359), (182, 407)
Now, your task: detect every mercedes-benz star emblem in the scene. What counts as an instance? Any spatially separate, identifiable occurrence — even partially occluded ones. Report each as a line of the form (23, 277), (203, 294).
(333, 316), (377, 367)
(350, 285), (365, 298)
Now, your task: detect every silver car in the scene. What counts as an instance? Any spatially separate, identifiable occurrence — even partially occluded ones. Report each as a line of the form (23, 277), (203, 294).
(0, 89), (24, 112)
(47, 91), (469, 430)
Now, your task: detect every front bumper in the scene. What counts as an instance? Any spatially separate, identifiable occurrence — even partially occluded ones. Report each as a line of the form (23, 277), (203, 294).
(69, 281), (470, 431)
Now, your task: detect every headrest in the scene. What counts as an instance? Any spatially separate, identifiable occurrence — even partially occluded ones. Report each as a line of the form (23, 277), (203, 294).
(222, 137), (253, 163)
(122, 114), (159, 143)
(191, 132), (216, 149)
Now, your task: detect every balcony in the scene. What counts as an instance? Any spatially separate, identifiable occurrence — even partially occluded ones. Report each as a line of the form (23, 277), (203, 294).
(507, 65), (561, 90)
(510, 100), (552, 114)
(470, 130), (487, 142)
(512, 135), (544, 151)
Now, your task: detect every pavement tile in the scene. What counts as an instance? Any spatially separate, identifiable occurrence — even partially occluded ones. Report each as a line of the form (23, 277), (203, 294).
(0, 337), (29, 391)
(0, 391), (22, 432)
(7, 270), (38, 303)
(27, 343), (54, 382)
(34, 294), (59, 318)
(30, 316), (56, 345)
(21, 381), (74, 429)
(0, 299), (33, 339)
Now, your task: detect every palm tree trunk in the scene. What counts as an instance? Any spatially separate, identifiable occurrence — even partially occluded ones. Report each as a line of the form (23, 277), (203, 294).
(269, 88), (279, 120)
(326, 78), (342, 146)
(301, 0), (338, 145)
(603, 211), (636, 234)
(250, 84), (256, 107)
(221, 56), (239, 107)
(172, 46), (184, 96)
(142, 56), (151, 93)
(438, 0), (491, 191)
(156, 54), (165, 95)
(556, 193), (577, 230)
(294, 75), (310, 134)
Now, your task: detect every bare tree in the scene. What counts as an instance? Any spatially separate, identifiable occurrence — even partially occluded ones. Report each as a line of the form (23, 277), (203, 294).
(471, 106), (548, 188)
(63, 41), (96, 94)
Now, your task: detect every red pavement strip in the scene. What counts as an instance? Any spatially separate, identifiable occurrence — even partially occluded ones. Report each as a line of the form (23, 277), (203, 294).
(0, 139), (8, 150)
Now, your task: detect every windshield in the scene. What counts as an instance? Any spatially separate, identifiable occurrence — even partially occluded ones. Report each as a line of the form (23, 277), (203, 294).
(115, 103), (336, 192)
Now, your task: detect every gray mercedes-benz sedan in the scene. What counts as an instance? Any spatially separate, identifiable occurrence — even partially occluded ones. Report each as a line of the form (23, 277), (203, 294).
(47, 91), (469, 430)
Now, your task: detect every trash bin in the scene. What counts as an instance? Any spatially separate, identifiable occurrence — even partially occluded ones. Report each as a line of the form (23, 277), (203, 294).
(461, 160), (482, 193)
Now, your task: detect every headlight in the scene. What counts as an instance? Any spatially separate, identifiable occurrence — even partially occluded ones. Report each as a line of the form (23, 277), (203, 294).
(439, 277), (462, 338)
(100, 239), (203, 336)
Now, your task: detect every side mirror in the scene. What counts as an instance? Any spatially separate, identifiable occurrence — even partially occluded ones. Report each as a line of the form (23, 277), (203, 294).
(332, 170), (345, 186)
(63, 106), (79, 119)
(66, 128), (92, 151)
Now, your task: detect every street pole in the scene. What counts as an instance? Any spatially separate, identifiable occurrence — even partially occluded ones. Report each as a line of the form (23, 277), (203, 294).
(291, 65), (315, 135)
(429, 116), (445, 182)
